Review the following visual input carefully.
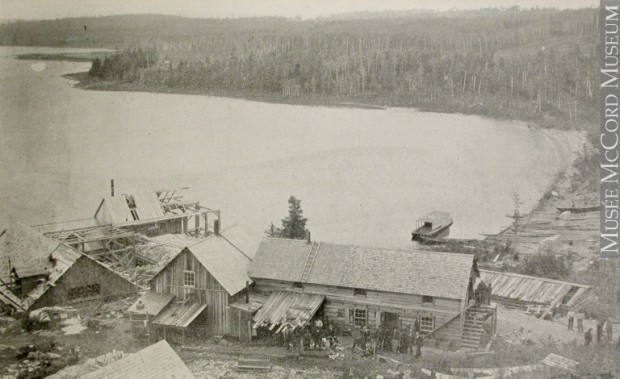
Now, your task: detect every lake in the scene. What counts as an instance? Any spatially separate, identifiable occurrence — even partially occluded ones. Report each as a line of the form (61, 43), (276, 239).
(0, 46), (583, 254)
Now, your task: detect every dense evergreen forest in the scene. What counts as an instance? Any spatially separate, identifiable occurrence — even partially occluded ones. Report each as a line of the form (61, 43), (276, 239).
(1, 9), (598, 130)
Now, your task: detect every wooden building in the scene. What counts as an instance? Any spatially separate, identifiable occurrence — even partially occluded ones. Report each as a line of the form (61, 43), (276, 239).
(128, 291), (174, 340)
(149, 234), (252, 336)
(249, 237), (496, 350)
(0, 224), (137, 312)
(94, 189), (219, 237)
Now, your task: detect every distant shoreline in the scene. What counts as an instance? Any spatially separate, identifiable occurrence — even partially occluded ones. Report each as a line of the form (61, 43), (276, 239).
(63, 70), (577, 131)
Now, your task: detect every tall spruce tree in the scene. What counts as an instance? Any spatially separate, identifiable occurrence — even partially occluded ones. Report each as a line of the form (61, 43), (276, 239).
(265, 196), (309, 239)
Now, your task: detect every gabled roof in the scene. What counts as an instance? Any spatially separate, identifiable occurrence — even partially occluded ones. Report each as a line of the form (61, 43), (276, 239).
(151, 235), (252, 297)
(81, 340), (195, 379)
(0, 224), (135, 311)
(0, 223), (59, 278)
(250, 238), (476, 300)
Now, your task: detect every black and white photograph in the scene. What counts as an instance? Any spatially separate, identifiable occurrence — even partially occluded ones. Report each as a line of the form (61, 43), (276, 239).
(0, 0), (617, 378)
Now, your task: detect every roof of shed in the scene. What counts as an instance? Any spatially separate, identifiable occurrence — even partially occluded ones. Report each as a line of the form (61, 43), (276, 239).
(250, 238), (476, 300)
(253, 291), (325, 330)
(128, 291), (175, 316)
(480, 269), (591, 306)
(152, 303), (207, 328)
(81, 340), (195, 379)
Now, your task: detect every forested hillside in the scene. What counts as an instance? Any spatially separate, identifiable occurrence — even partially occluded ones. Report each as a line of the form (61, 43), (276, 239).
(1, 9), (598, 130)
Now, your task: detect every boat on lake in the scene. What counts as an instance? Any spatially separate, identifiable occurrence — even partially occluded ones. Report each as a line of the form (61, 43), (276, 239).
(411, 211), (453, 243)
(556, 205), (600, 213)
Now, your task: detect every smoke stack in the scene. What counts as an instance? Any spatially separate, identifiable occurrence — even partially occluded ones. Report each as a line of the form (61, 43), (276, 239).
(213, 219), (220, 235)
(306, 231), (311, 244)
(110, 179), (115, 197)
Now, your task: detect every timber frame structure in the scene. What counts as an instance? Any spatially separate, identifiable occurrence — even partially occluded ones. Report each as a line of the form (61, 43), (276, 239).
(43, 225), (144, 269)
(32, 187), (222, 270)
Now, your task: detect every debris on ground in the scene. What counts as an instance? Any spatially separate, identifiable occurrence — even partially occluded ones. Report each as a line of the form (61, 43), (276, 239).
(1, 341), (79, 379)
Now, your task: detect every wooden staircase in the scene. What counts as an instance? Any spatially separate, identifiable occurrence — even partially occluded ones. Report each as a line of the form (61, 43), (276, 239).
(300, 242), (321, 283)
(460, 307), (486, 350)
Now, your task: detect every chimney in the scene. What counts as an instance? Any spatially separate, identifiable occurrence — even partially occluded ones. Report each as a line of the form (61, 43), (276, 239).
(306, 231), (311, 244)
(110, 179), (115, 197)
(213, 219), (220, 235)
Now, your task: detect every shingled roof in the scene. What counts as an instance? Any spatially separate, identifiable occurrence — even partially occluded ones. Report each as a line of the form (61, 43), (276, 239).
(81, 340), (195, 379)
(150, 234), (252, 296)
(249, 238), (476, 300)
(0, 223), (59, 278)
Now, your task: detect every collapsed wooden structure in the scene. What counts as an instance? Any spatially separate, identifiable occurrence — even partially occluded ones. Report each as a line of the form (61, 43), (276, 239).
(480, 270), (592, 317)
(32, 187), (221, 270)
(0, 224), (137, 312)
(248, 237), (497, 351)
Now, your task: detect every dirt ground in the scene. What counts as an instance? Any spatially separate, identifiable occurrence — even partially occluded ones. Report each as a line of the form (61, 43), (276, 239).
(3, 300), (615, 379)
(496, 305), (616, 346)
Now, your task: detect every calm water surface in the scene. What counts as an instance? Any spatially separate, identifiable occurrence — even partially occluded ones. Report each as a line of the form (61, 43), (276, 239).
(0, 46), (583, 253)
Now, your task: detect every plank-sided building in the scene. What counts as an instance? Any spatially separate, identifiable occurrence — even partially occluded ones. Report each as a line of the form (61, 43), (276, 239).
(249, 238), (496, 350)
(148, 234), (253, 337)
(0, 224), (137, 312)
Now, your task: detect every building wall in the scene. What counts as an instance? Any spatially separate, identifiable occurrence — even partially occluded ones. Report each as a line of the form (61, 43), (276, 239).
(254, 279), (464, 344)
(151, 249), (232, 335)
(31, 256), (137, 310)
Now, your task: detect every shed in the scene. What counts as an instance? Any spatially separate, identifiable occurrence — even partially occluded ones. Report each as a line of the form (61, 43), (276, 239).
(128, 291), (174, 339)
(81, 340), (195, 379)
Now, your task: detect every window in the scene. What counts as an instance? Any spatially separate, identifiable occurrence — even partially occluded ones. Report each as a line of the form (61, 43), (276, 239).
(422, 295), (434, 304)
(351, 308), (367, 327)
(293, 282), (304, 289)
(183, 271), (195, 287)
(420, 316), (434, 334)
(354, 288), (367, 296)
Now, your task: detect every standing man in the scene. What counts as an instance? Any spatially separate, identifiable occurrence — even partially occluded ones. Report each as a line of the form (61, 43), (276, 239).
(566, 309), (575, 331)
(605, 319), (613, 342)
(415, 332), (423, 358)
(596, 319), (604, 344)
(576, 311), (584, 333)
(585, 328), (593, 346)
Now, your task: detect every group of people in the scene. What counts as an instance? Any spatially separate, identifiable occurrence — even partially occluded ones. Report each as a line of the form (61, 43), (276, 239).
(280, 318), (340, 350)
(352, 320), (424, 358)
(278, 317), (426, 358)
(566, 309), (615, 346)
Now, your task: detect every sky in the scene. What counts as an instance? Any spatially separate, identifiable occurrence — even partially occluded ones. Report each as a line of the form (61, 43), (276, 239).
(0, 0), (598, 21)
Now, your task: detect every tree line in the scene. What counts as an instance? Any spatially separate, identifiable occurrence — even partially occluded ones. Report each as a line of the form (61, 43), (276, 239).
(1, 8), (599, 130)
